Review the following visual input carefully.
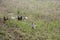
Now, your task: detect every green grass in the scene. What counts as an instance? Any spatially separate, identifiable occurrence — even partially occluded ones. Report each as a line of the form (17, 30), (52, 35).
(0, 0), (60, 40)
(3, 19), (59, 40)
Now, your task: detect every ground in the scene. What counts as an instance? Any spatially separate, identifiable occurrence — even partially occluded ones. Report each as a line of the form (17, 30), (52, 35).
(0, 0), (60, 40)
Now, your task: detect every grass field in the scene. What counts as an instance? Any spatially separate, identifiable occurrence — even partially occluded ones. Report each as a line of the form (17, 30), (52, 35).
(0, 0), (60, 40)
